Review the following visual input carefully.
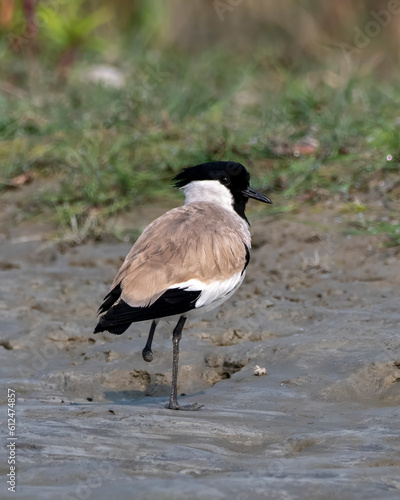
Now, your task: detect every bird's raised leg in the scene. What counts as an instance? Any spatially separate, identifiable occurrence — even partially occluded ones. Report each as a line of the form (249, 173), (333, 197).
(165, 315), (203, 411)
(142, 320), (158, 362)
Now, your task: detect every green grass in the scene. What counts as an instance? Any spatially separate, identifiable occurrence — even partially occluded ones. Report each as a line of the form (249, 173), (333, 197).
(371, 221), (400, 247)
(0, 48), (400, 243)
(348, 218), (400, 248)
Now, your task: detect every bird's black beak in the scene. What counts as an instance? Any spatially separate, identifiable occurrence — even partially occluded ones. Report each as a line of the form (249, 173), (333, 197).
(242, 186), (272, 204)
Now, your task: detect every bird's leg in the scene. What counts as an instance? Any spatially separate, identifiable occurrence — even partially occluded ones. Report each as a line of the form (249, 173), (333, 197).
(142, 320), (158, 362)
(165, 316), (203, 411)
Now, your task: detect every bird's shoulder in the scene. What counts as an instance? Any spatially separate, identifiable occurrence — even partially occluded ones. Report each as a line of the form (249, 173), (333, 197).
(128, 202), (249, 256)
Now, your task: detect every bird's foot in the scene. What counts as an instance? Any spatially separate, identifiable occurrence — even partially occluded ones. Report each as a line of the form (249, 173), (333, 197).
(165, 401), (203, 411)
(142, 349), (153, 362)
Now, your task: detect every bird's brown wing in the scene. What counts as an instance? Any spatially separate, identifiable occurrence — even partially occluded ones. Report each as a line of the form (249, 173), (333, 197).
(110, 202), (250, 308)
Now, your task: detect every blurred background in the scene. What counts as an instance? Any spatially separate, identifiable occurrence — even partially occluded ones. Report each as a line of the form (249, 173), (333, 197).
(0, 0), (399, 245)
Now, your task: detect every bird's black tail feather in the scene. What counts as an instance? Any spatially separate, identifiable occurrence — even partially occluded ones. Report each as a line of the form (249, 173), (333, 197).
(94, 316), (131, 335)
(93, 288), (201, 336)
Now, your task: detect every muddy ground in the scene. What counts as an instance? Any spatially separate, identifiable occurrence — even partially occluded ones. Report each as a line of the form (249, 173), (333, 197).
(1, 204), (400, 500)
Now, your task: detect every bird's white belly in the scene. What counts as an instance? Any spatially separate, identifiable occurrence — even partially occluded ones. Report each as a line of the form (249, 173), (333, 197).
(164, 271), (245, 322)
(196, 272), (245, 313)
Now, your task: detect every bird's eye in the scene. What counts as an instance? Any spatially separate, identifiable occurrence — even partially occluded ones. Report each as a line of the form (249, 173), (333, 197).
(220, 176), (230, 185)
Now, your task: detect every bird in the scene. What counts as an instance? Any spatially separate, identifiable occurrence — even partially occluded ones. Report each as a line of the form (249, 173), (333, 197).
(94, 161), (272, 410)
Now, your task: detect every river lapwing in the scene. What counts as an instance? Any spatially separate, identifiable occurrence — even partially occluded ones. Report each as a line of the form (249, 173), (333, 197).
(94, 161), (272, 410)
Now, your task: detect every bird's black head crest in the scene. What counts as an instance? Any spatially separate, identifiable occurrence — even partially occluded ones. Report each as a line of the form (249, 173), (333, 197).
(173, 161), (250, 190)
(172, 160), (271, 222)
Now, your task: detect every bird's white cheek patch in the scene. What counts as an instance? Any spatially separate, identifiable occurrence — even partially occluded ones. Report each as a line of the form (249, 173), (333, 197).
(170, 272), (244, 309)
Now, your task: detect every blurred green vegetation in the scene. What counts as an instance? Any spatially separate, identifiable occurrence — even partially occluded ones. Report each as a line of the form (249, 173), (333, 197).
(0, 1), (399, 243)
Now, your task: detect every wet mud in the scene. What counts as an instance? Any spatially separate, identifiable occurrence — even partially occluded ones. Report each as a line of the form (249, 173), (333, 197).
(1, 210), (400, 499)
